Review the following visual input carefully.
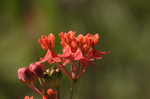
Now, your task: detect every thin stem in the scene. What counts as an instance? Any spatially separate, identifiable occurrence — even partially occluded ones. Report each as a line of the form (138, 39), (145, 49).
(39, 78), (47, 94)
(56, 87), (60, 99)
(77, 66), (87, 79)
(70, 81), (75, 99)
(59, 64), (72, 80)
(27, 82), (43, 95)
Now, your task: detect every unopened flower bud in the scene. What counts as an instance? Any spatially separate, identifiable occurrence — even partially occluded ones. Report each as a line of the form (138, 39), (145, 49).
(93, 33), (100, 45)
(47, 88), (57, 96)
(18, 67), (35, 83)
(42, 96), (49, 99)
(24, 96), (34, 99)
(29, 62), (45, 78)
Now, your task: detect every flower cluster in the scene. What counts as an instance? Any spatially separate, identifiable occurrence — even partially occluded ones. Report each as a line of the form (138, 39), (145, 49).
(17, 31), (109, 99)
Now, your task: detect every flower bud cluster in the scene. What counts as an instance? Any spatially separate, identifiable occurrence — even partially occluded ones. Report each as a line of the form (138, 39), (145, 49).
(18, 62), (44, 83)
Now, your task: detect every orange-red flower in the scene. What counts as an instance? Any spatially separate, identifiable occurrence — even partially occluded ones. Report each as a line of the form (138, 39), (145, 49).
(39, 33), (55, 51)
(59, 31), (107, 66)
(38, 33), (61, 64)
(60, 31), (78, 52)
(57, 31), (109, 80)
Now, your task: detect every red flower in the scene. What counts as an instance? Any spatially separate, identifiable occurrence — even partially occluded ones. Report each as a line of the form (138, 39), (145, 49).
(60, 31), (78, 52)
(39, 34), (61, 64)
(60, 31), (107, 65)
(58, 31), (109, 80)
(39, 33), (55, 51)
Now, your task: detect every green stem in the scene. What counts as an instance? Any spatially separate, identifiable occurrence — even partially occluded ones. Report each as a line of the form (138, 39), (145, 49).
(70, 80), (76, 99)
(56, 87), (60, 99)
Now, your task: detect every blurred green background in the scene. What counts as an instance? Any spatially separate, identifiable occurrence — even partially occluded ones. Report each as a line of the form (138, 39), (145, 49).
(0, 0), (150, 99)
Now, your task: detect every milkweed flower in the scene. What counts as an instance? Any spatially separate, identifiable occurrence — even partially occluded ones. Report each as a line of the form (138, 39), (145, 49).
(58, 31), (109, 80)
(38, 31), (108, 80)
(39, 33), (55, 51)
(18, 30), (109, 99)
(38, 33), (61, 64)
(60, 31), (107, 63)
